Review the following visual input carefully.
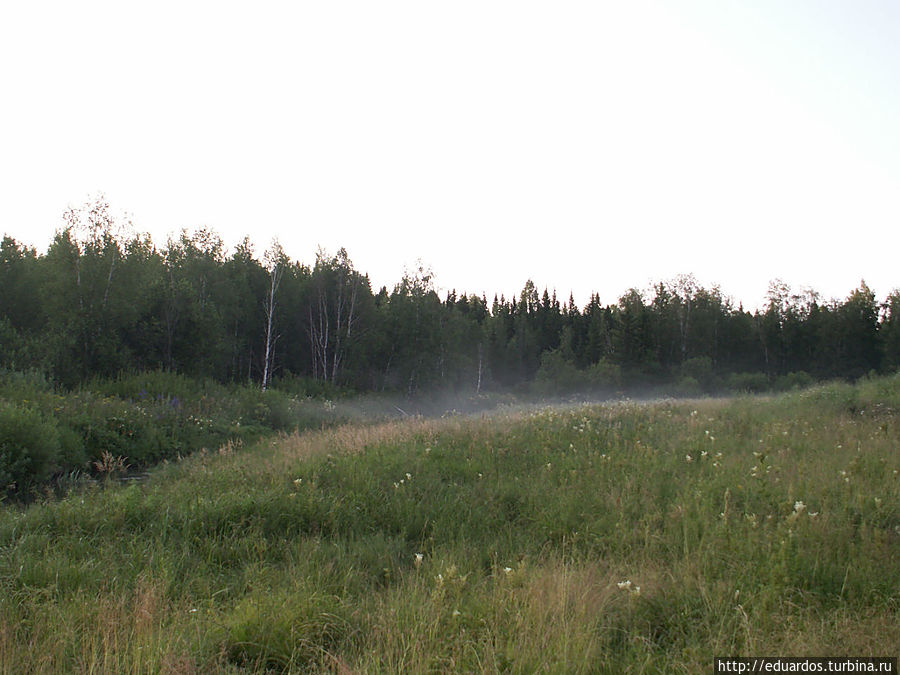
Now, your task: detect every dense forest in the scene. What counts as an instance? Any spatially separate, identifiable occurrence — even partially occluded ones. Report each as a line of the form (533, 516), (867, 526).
(2, 198), (899, 396)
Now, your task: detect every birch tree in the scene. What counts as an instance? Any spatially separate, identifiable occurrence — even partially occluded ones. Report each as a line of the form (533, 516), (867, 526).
(307, 248), (366, 384)
(261, 240), (286, 391)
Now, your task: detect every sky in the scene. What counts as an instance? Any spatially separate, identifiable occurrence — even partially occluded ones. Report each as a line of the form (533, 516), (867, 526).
(2, 0), (899, 311)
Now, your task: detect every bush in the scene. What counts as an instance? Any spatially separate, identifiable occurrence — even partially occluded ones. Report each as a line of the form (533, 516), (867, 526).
(726, 372), (769, 393)
(679, 357), (718, 391)
(533, 350), (589, 395)
(773, 371), (813, 391)
(671, 376), (702, 397)
(0, 402), (61, 489)
(587, 359), (622, 391)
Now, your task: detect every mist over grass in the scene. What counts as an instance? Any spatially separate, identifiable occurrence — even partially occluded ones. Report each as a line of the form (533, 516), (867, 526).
(1, 375), (898, 672)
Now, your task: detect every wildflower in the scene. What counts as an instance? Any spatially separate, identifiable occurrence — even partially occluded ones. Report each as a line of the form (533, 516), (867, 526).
(503, 566), (513, 575)
(477, 472), (483, 479)
(809, 511), (819, 518)
(617, 580), (632, 590)
(874, 497), (882, 506)
(546, 462), (552, 469)
(393, 482), (399, 489)
(405, 472), (412, 481)
(701, 451), (708, 459)
(793, 500), (806, 514)
(452, 609), (461, 617)
(414, 553), (424, 566)
(686, 454), (693, 462)
(293, 478), (302, 487)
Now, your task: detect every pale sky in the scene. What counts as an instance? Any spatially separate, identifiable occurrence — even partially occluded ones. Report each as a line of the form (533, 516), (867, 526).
(2, 1), (898, 310)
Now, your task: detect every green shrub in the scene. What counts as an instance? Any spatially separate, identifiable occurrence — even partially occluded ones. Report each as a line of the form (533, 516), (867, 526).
(0, 402), (61, 488)
(773, 371), (813, 391)
(534, 350), (589, 395)
(679, 356), (718, 391)
(587, 359), (622, 390)
(672, 375), (702, 397)
(726, 372), (769, 393)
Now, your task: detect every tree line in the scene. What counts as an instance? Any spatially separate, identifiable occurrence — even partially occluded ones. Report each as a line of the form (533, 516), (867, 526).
(2, 198), (899, 394)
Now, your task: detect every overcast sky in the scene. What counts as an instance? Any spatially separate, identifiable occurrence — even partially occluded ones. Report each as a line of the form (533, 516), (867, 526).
(2, 0), (898, 310)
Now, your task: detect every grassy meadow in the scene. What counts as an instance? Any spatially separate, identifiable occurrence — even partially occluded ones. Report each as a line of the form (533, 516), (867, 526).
(1, 376), (898, 673)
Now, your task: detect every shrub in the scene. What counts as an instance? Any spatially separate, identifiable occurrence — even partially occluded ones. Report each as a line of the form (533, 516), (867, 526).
(679, 356), (719, 391)
(587, 359), (622, 391)
(0, 402), (61, 489)
(533, 350), (589, 395)
(773, 371), (813, 391)
(726, 372), (769, 393)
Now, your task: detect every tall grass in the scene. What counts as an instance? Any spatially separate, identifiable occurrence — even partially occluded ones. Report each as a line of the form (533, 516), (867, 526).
(0, 375), (898, 672)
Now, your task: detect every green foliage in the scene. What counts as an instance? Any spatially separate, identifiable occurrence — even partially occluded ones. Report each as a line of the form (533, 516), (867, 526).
(2, 211), (898, 398)
(533, 349), (590, 395)
(0, 369), (353, 491)
(725, 371), (769, 393)
(219, 587), (353, 671)
(773, 370), (814, 391)
(0, 402), (61, 489)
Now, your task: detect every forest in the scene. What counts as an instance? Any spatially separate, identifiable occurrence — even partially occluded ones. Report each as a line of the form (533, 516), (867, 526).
(2, 198), (899, 396)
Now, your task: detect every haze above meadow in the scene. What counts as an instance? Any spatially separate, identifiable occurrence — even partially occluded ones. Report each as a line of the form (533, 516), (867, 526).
(2, 1), (899, 309)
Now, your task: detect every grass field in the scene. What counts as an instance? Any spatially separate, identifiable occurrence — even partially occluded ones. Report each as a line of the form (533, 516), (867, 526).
(1, 376), (898, 673)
